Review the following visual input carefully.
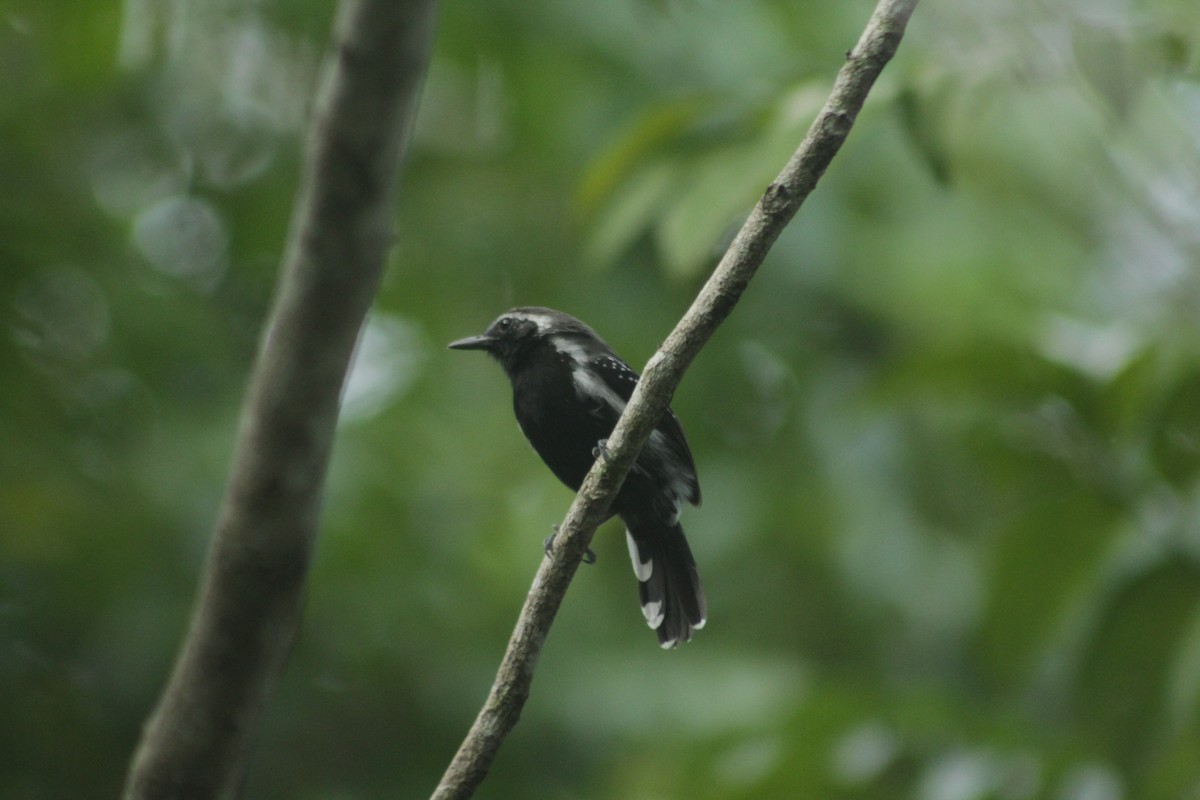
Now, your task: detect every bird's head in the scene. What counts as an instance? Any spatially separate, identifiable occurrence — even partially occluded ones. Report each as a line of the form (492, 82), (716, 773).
(448, 307), (601, 375)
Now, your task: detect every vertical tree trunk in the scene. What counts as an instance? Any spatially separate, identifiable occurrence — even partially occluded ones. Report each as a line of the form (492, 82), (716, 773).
(123, 2), (439, 797)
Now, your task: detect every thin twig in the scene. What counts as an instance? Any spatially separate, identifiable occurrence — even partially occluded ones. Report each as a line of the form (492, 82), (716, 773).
(123, 2), (438, 797)
(429, 1), (919, 798)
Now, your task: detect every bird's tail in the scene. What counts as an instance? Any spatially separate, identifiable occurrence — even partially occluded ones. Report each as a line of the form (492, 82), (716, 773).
(624, 520), (707, 648)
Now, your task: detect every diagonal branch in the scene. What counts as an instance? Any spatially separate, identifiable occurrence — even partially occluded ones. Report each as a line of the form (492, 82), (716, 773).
(123, 2), (438, 798)
(430, 1), (920, 798)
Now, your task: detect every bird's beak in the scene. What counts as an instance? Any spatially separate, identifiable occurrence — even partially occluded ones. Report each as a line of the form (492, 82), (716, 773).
(447, 334), (495, 351)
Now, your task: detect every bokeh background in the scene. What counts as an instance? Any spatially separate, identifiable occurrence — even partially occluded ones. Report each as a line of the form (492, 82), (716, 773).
(5, 0), (1200, 798)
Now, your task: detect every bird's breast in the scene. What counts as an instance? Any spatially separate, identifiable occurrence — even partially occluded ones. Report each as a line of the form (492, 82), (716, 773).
(510, 355), (607, 491)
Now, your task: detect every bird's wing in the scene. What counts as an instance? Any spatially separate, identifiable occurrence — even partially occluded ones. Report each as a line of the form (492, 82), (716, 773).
(587, 352), (701, 506)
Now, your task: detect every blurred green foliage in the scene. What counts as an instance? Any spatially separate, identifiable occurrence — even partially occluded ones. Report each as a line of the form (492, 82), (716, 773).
(3, 0), (1200, 798)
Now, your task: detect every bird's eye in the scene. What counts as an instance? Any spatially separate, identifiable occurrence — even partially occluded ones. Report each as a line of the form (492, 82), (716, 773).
(498, 318), (512, 330)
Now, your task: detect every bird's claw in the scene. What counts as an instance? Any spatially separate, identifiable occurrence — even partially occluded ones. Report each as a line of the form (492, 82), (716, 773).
(545, 526), (597, 565)
(592, 438), (611, 462)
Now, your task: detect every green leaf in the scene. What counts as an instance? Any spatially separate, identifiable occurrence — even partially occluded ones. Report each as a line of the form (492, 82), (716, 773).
(1075, 557), (1200, 765)
(582, 159), (679, 269)
(1072, 21), (1146, 121)
(575, 96), (720, 218)
(655, 146), (763, 277)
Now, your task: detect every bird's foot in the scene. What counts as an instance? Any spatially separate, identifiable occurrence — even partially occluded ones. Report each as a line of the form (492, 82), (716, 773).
(592, 438), (611, 462)
(545, 526), (597, 564)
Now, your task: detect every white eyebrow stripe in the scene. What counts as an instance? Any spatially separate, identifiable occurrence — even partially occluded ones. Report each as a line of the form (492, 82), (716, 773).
(509, 311), (553, 332)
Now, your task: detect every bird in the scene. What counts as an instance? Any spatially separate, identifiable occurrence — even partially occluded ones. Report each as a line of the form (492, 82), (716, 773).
(449, 307), (706, 648)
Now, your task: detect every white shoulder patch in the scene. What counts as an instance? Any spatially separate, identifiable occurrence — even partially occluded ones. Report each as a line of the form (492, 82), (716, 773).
(550, 335), (590, 364)
(573, 368), (627, 414)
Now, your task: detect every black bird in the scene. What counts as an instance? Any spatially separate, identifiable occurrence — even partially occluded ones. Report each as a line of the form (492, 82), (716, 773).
(449, 307), (706, 648)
